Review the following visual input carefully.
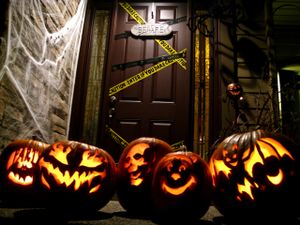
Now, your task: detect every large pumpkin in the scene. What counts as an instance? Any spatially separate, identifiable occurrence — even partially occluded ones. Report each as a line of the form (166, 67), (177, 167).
(209, 129), (300, 220)
(37, 140), (117, 211)
(117, 137), (172, 215)
(0, 139), (49, 206)
(152, 151), (213, 221)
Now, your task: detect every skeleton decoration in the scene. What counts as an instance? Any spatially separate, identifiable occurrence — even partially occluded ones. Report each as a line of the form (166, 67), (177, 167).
(37, 140), (117, 211)
(117, 137), (172, 215)
(209, 130), (300, 220)
(0, 139), (49, 206)
(152, 151), (213, 220)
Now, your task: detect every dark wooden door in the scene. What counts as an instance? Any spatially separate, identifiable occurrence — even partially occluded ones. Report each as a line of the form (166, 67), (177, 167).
(100, 1), (191, 161)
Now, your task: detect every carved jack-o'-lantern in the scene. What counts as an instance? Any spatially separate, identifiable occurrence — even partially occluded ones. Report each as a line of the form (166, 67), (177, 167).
(152, 151), (213, 220)
(226, 82), (243, 100)
(37, 140), (117, 211)
(209, 130), (300, 220)
(117, 137), (172, 215)
(0, 139), (49, 206)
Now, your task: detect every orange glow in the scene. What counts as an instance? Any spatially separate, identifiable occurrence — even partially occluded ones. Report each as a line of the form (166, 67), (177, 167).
(237, 178), (257, 200)
(171, 173), (181, 181)
(6, 148), (39, 170)
(211, 135), (296, 203)
(124, 143), (150, 186)
(257, 140), (280, 159)
(261, 138), (294, 159)
(41, 174), (51, 189)
(267, 169), (283, 185)
(8, 172), (33, 185)
(49, 144), (72, 165)
(243, 146), (263, 178)
(223, 144), (239, 167)
(162, 176), (197, 195)
(211, 158), (232, 180)
(39, 159), (105, 193)
(130, 172), (143, 186)
(79, 150), (103, 168)
(6, 147), (40, 185)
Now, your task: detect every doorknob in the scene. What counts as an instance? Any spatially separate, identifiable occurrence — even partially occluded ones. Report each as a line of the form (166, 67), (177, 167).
(108, 96), (117, 121)
(109, 95), (117, 107)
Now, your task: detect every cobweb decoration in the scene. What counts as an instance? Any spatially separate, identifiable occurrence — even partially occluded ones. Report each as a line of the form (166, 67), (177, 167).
(0, 0), (87, 148)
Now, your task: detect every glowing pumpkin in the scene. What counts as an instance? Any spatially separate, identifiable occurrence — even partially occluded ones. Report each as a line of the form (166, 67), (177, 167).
(117, 137), (172, 215)
(37, 140), (117, 211)
(0, 139), (49, 206)
(152, 151), (213, 221)
(226, 82), (243, 100)
(209, 130), (300, 220)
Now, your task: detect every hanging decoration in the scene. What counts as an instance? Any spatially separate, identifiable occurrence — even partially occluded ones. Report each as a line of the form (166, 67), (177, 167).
(131, 23), (172, 37)
(0, 0), (87, 148)
(226, 82), (243, 100)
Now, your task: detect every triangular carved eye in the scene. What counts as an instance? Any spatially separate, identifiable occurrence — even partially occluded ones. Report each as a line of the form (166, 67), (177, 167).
(49, 143), (72, 165)
(79, 150), (104, 168)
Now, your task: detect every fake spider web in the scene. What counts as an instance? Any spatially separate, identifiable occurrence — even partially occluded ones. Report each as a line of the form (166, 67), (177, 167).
(0, 0), (87, 148)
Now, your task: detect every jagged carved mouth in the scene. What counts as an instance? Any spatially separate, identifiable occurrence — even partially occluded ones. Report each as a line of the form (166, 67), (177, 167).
(39, 159), (106, 194)
(8, 169), (34, 186)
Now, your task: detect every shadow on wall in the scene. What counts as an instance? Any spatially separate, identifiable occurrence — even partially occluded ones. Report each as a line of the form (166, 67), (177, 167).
(237, 37), (269, 79)
(216, 8), (272, 139)
(280, 70), (300, 144)
(0, 0), (8, 36)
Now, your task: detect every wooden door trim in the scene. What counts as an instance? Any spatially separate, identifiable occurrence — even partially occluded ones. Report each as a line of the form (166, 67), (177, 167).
(69, 0), (113, 141)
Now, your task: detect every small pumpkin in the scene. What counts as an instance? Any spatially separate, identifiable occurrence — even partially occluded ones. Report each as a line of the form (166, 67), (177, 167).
(117, 137), (172, 215)
(0, 139), (49, 206)
(209, 129), (300, 220)
(226, 82), (243, 100)
(37, 140), (117, 211)
(152, 151), (213, 221)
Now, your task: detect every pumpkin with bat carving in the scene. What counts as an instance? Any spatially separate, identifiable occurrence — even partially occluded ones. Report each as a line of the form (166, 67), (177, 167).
(117, 137), (173, 215)
(209, 129), (300, 220)
(0, 139), (49, 206)
(151, 151), (213, 221)
(37, 140), (117, 211)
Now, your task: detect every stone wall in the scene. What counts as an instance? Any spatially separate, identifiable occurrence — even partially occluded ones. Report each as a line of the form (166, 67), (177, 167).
(0, 0), (87, 150)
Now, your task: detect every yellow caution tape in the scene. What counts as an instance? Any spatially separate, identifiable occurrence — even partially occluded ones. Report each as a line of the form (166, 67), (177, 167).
(105, 126), (128, 148)
(109, 49), (186, 96)
(171, 140), (185, 151)
(106, 125), (184, 151)
(119, 1), (187, 70)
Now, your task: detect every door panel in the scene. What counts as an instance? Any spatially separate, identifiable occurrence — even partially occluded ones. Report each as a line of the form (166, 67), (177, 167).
(101, 2), (191, 161)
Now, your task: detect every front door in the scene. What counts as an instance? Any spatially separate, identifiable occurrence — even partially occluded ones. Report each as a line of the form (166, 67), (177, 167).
(100, 1), (191, 161)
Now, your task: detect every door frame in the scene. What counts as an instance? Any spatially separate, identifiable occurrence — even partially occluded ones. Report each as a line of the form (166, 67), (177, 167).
(69, 0), (114, 141)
